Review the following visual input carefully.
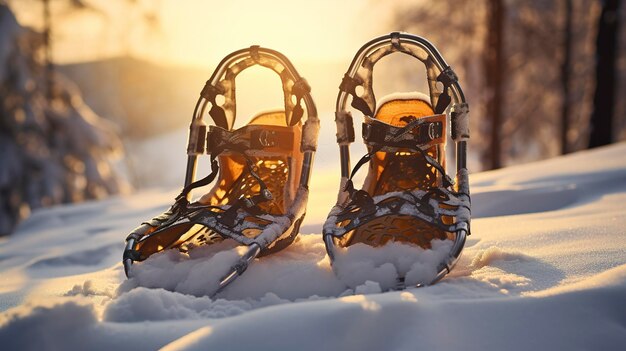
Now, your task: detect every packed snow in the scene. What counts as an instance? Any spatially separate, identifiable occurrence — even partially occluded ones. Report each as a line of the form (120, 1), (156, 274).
(1, 142), (626, 350)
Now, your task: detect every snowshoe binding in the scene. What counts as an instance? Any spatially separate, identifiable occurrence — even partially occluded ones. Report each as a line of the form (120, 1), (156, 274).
(123, 46), (319, 293)
(323, 32), (471, 288)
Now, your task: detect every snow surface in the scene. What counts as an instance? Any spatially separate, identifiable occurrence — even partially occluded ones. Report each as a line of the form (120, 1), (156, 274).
(1, 142), (626, 350)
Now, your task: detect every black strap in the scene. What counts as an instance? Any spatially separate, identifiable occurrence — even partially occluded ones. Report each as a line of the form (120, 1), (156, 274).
(434, 67), (457, 114)
(362, 118), (444, 149)
(343, 148), (379, 195)
(343, 118), (452, 197)
(173, 128), (276, 217)
(201, 83), (229, 129)
(339, 74), (373, 117)
(290, 78), (311, 125)
(175, 157), (220, 208)
(416, 148), (453, 188)
(207, 126), (295, 154)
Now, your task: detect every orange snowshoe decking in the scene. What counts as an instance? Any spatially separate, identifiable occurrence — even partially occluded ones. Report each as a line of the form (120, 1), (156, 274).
(336, 96), (455, 250)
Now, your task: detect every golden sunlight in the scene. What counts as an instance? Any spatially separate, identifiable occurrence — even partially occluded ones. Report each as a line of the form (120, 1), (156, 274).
(11, 0), (392, 67)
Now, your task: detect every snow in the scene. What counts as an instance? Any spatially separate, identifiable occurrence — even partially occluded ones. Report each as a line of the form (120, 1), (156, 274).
(333, 240), (455, 289)
(122, 241), (246, 297)
(373, 91), (433, 114)
(1, 141), (626, 350)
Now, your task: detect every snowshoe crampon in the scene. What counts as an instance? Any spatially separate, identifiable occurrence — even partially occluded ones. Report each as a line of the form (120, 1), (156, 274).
(123, 46), (318, 293)
(323, 32), (470, 288)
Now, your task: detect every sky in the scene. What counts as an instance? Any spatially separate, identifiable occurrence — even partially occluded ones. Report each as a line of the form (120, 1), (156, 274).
(9, 0), (395, 67)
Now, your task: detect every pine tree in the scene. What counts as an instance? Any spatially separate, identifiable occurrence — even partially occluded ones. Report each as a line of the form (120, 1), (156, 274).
(0, 4), (128, 235)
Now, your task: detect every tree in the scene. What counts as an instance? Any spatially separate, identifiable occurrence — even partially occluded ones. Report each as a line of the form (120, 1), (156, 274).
(43, 0), (52, 99)
(40, 0), (103, 100)
(485, 0), (505, 169)
(588, 0), (621, 148)
(395, 0), (602, 170)
(561, 0), (573, 154)
(0, 4), (128, 235)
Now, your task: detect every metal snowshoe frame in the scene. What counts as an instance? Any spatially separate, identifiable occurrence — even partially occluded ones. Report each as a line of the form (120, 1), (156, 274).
(323, 32), (471, 286)
(123, 46), (319, 292)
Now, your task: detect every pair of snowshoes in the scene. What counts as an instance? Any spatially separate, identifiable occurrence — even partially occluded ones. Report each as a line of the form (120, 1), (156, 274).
(123, 33), (471, 294)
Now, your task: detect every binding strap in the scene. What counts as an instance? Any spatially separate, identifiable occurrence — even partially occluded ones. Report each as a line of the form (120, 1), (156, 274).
(362, 114), (446, 151)
(206, 124), (298, 155)
(174, 123), (298, 215)
(343, 114), (452, 198)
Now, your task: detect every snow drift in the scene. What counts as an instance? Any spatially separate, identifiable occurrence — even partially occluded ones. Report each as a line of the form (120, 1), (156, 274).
(1, 142), (625, 350)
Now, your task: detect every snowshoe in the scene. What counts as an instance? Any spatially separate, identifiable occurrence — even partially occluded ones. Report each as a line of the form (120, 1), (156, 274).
(323, 32), (471, 288)
(123, 46), (319, 293)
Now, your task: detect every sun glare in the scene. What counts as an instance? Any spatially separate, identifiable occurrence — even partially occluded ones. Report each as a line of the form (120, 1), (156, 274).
(160, 0), (381, 67)
(11, 0), (392, 67)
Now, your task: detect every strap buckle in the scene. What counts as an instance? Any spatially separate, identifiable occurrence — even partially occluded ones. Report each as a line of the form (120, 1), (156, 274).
(256, 130), (277, 147)
(362, 123), (373, 140)
(428, 122), (437, 140)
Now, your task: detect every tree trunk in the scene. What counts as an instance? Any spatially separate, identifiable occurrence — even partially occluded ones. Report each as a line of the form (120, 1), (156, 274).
(485, 0), (504, 169)
(561, 0), (573, 154)
(42, 0), (53, 100)
(588, 0), (621, 148)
